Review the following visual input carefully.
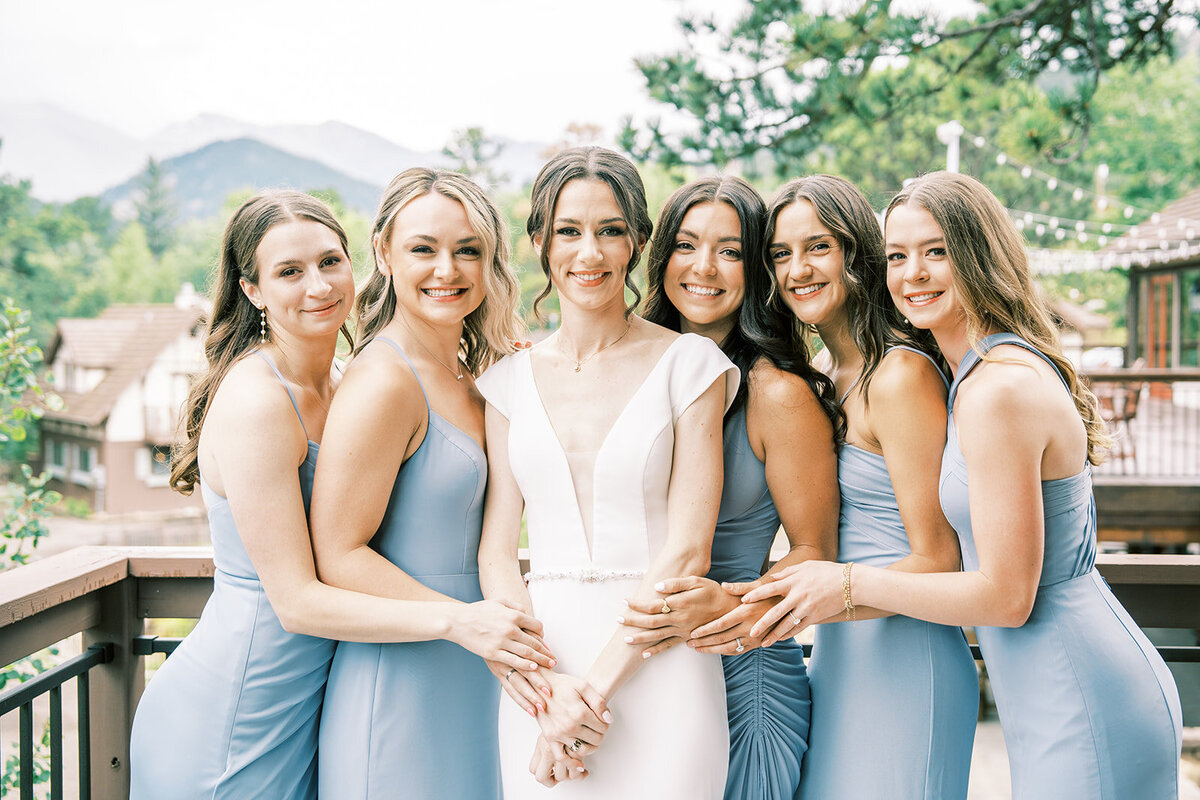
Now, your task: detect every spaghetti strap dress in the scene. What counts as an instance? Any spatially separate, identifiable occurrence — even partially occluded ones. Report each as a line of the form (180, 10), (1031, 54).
(317, 337), (499, 799)
(800, 345), (978, 800)
(709, 405), (810, 799)
(941, 332), (1182, 799)
(479, 332), (737, 799)
(130, 351), (335, 800)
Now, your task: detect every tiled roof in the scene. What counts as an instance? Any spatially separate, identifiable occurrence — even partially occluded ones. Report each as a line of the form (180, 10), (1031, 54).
(46, 305), (205, 427)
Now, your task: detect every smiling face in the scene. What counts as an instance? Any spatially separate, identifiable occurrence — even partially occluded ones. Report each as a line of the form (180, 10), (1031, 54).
(884, 203), (965, 336)
(662, 201), (745, 341)
(537, 178), (635, 315)
(243, 218), (354, 339)
(769, 199), (847, 329)
(379, 191), (486, 329)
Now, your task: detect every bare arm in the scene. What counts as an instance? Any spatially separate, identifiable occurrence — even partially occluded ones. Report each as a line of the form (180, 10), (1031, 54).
(583, 375), (726, 698)
(743, 360), (1050, 630)
(685, 363), (840, 654)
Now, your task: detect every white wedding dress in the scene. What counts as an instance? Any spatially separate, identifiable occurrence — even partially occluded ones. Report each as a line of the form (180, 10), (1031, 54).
(478, 333), (736, 799)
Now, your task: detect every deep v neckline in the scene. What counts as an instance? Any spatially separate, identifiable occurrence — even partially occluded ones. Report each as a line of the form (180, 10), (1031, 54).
(525, 336), (684, 561)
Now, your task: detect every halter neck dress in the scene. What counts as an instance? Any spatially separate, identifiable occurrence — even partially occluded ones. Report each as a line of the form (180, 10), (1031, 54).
(708, 403), (811, 799)
(130, 351), (335, 800)
(940, 333), (1181, 799)
(800, 345), (978, 800)
(317, 337), (499, 799)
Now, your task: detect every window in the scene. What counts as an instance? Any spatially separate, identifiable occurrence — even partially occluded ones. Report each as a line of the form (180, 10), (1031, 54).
(78, 447), (92, 473)
(51, 441), (65, 467)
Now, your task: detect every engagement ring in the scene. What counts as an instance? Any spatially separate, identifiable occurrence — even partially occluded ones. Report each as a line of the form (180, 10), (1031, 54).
(734, 638), (745, 653)
(660, 599), (671, 614)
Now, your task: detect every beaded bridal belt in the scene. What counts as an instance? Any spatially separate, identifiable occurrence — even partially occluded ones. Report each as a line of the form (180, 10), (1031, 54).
(524, 568), (646, 584)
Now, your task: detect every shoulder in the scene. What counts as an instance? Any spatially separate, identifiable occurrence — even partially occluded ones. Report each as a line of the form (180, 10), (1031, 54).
(207, 356), (303, 444)
(749, 358), (820, 410)
(341, 339), (424, 399)
(956, 348), (1053, 424)
(867, 347), (948, 406)
(476, 348), (529, 416)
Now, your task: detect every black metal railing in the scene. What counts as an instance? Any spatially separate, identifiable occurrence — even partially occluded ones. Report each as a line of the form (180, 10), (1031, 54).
(0, 644), (112, 800)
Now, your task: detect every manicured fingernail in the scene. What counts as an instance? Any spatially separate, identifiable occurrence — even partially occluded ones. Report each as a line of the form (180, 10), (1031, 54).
(653, 581), (664, 591)
(539, 687), (552, 698)
(615, 615), (625, 624)
(528, 661), (538, 670)
(603, 710), (613, 723)
(576, 767), (586, 773)
(548, 658), (557, 667)
(527, 706), (537, 717)
(623, 635), (634, 643)
(642, 651), (651, 659)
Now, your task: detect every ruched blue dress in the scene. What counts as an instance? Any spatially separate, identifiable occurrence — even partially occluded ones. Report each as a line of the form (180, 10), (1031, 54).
(709, 405), (811, 799)
(800, 346), (978, 800)
(130, 352), (335, 800)
(317, 338), (500, 799)
(941, 333), (1181, 799)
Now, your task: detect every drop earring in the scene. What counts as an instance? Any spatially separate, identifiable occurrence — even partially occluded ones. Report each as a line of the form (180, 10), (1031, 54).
(259, 306), (267, 344)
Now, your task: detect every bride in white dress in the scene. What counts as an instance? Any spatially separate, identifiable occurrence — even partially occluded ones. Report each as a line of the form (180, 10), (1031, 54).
(477, 147), (737, 798)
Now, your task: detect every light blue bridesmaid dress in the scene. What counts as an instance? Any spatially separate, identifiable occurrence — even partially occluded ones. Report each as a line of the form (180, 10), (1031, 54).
(800, 346), (978, 800)
(317, 337), (500, 799)
(130, 352), (335, 800)
(941, 333), (1182, 799)
(708, 405), (811, 799)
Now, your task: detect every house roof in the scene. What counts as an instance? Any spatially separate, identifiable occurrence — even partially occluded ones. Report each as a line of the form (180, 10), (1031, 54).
(46, 304), (206, 427)
(1100, 185), (1200, 270)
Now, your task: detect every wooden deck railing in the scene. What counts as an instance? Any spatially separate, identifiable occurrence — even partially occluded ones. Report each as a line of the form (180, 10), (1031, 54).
(1, 546), (1198, 797)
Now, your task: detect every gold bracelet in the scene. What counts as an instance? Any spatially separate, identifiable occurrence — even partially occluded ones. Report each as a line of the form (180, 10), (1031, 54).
(842, 561), (856, 622)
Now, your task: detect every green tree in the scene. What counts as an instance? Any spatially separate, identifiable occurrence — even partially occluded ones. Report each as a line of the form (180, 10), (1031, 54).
(626, 0), (1193, 171)
(442, 127), (508, 188)
(134, 158), (178, 260)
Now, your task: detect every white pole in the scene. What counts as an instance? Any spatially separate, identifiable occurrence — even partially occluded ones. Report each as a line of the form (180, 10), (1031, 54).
(936, 120), (964, 173)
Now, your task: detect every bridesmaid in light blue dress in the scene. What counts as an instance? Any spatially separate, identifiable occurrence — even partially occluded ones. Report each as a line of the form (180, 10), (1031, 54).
(309, 169), (552, 799)
(882, 172), (1179, 798)
(132, 191), (505, 798)
(625, 176), (842, 799)
(746, 175), (976, 799)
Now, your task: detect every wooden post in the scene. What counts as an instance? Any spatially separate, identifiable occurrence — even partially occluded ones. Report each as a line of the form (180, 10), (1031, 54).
(1126, 271), (1140, 366)
(82, 576), (143, 798)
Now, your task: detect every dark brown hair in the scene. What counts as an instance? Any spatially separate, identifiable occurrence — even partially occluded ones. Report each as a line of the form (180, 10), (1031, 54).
(527, 147), (653, 319)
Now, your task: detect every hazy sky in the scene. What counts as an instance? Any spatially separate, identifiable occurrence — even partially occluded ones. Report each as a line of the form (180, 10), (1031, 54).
(1, 0), (724, 149)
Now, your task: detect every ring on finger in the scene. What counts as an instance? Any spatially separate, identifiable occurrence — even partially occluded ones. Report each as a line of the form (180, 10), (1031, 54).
(789, 612), (800, 627)
(734, 637), (745, 653)
(660, 599), (671, 614)
(505, 668), (517, 681)
(570, 738), (583, 752)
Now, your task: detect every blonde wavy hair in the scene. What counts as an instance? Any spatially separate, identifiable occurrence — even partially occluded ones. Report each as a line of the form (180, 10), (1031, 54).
(886, 171), (1110, 465)
(354, 168), (523, 374)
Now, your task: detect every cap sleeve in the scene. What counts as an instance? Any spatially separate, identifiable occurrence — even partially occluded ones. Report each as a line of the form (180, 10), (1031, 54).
(476, 352), (521, 420)
(669, 333), (740, 421)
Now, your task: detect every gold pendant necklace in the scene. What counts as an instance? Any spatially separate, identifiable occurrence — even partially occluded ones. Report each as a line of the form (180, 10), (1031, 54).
(401, 316), (464, 380)
(568, 322), (631, 373)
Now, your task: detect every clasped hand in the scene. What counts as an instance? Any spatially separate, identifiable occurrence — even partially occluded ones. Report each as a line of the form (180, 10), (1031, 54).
(620, 575), (780, 657)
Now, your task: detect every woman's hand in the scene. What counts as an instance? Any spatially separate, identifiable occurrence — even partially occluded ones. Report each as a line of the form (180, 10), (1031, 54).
(535, 672), (611, 757)
(734, 560), (848, 646)
(618, 576), (737, 657)
(486, 658), (553, 718)
(447, 600), (557, 671)
(687, 591), (781, 655)
(529, 734), (588, 787)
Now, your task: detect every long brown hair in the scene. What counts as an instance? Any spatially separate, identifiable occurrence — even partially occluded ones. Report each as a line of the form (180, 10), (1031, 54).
(886, 171), (1110, 464)
(354, 168), (522, 373)
(643, 176), (843, 438)
(170, 191), (352, 493)
(767, 175), (941, 403)
(527, 147), (653, 319)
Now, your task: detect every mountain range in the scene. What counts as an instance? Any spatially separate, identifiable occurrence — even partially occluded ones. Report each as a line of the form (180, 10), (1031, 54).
(0, 102), (550, 216)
